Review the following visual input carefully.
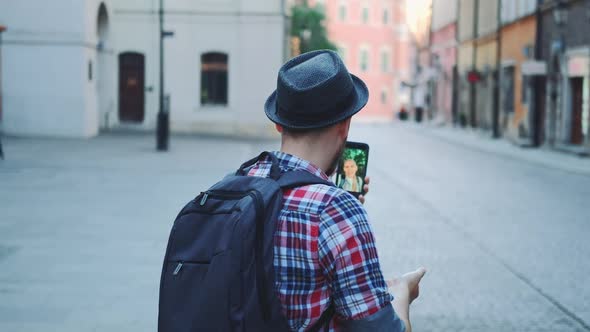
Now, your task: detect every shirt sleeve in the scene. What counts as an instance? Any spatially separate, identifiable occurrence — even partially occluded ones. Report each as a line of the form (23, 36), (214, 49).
(318, 191), (394, 320)
(338, 303), (406, 332)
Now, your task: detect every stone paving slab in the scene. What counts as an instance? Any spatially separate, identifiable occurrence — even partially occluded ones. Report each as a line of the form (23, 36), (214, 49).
(1, 126), (589, 331)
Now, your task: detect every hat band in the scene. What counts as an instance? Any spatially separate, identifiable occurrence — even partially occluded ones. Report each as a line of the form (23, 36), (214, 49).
(276, 89), (357, 125)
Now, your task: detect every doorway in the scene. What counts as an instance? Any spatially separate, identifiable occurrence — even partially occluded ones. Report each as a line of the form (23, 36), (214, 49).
(570, 77), (584, 145)
(118, 52), (145, 123)
(532, 77), (546, 147)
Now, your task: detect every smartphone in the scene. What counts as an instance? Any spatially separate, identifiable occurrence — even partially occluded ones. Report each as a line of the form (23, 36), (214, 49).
(334, 141), (370, 198)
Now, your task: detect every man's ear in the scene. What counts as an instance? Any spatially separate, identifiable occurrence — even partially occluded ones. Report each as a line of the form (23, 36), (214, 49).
(338, 118), (352, 139)
(275, 124), (284, 133)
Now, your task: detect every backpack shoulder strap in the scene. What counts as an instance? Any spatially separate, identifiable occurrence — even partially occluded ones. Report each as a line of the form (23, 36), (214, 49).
(277, 170), (334, 189)
(236, 151), (281, 179)
(307, 302), (336, 332)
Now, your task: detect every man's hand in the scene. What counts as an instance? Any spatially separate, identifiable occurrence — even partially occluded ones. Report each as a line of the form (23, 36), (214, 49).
(387, 267), (426, 332)
(387, 267), (427, 304)
(358, 176), (370, 204)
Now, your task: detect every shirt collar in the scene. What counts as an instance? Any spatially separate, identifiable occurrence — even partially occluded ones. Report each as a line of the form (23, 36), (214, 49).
(272, 151), (331, 181)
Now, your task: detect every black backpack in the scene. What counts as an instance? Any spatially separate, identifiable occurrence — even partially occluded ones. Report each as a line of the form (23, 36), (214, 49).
(158, 152), (335, 331)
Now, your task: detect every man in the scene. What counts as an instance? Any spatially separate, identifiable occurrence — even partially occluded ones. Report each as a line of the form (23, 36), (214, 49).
(245, 50), (426, 331)
(338, 159), (364, 193)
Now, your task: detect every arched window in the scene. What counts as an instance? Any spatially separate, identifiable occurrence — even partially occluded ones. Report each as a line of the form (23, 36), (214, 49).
(201, 52), (228, 106)
(97, 3), (108, 37)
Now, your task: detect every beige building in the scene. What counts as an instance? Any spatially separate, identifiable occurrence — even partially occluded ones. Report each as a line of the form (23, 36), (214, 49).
(0, 0), (287, 138)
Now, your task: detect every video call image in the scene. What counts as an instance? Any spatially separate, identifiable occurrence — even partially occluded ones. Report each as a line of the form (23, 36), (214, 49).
(334, 147), (368, 194)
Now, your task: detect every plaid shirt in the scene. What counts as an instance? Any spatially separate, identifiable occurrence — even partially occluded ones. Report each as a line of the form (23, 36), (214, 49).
(247, 152), (395, 331)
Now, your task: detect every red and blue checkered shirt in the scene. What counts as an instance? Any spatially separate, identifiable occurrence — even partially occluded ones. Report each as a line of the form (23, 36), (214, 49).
(246, 152), (394, 331)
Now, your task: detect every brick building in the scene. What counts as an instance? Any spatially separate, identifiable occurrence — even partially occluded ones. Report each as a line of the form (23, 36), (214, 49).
(430, 0), (458, 124)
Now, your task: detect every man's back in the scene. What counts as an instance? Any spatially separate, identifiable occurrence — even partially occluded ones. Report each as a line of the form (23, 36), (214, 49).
(246, 152), (399, 331)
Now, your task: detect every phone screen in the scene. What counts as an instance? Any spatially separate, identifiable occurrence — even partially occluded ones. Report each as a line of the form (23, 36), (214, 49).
(334, 141), (369, 198)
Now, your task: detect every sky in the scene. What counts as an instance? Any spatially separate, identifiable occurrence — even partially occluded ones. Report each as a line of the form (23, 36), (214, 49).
(404, 0), (432, 42)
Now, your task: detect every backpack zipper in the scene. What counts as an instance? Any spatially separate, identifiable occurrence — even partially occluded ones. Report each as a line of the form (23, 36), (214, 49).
(199, 193), (209, 206)
(173, 262), (183, 275)
(198, 190), (253, 206)
(172, 260), (212, 276)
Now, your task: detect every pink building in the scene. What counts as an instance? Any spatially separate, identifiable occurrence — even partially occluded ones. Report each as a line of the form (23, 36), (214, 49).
(430, 0), (458, 124)
(305, 0), (411, 121)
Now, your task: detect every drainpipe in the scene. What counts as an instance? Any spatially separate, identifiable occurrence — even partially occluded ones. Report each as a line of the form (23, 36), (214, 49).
(532, 0), (544, 146)
(470, 0), (479, 128)
(492, 0), (502, 138)
(0, 25), (5, 160)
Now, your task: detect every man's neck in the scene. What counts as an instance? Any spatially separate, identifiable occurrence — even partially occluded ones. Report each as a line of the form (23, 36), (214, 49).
(280, 144), (334, 175)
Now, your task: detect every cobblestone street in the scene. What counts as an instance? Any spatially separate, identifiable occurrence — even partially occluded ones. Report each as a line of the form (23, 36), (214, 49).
(1, 123), (589, 331)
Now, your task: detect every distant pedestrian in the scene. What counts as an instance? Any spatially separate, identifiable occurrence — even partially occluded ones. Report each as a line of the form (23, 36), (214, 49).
(398, 105), (409, 121)
(158, 50), (426, 332)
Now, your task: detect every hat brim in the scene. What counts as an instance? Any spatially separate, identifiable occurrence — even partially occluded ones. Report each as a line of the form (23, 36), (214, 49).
(264, 74), (369, 130)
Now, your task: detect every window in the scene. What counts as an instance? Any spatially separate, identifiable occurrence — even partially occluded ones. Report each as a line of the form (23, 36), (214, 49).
(360, 48), (369, 72)
(316, 0), (325, 12)
(201, 52), (228, 106)
(362, 5), (369, 24)
(381, 89), (387, 104)
(522, 76), (529, 103)
(501, 66), (515, 113)
(521, 0), (536, 16)
(381, 50), (390, 73)
(337, 46), (348, 65)
(383, 8), (390, 25)
(339, 2), (347, 21)
(88, 60), (93, 81)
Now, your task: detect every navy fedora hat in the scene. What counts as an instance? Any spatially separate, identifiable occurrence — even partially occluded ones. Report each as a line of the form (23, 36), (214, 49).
(265, 50), (369, 130)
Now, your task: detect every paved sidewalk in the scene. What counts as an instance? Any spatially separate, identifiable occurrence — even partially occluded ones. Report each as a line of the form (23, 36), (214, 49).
(408, 122), (590, 177)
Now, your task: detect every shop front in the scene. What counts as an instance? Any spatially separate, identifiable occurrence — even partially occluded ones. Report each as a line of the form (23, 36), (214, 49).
(560, 48), (590, 153)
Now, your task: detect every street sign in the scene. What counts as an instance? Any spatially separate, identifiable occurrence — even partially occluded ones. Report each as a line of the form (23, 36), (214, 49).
(567, 56), (589, 77)
(522, 61), (547, 76)
(467, 70), (481, 83)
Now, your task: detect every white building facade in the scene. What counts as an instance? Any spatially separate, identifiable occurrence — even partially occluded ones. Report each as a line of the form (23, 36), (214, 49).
(0, 0), (287, 138)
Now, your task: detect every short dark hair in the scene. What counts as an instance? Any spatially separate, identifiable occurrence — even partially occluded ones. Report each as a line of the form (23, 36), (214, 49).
(281, 118), (349, 138)
(282, 126), (324, 138)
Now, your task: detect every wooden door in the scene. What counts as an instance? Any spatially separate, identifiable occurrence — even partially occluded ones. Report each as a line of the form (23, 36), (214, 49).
(570, 78), (584, 145)
(118, 52), (145, 123)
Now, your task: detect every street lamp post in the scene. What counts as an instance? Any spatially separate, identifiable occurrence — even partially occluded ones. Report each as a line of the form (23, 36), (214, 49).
(156, 0), (174, 151)
(549, 0), (568, 146)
